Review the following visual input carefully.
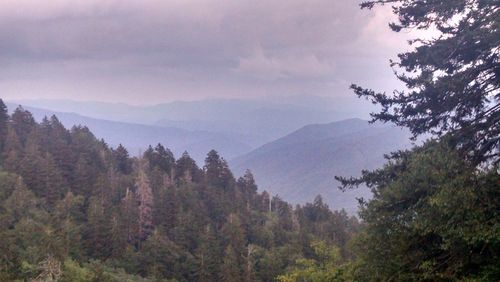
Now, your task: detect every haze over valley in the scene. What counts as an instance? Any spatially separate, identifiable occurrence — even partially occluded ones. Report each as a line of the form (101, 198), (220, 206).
(6, 98), (411, 213)
(1, 0), (495, 280)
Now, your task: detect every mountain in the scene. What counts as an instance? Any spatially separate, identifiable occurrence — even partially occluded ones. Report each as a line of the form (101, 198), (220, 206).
(5, 103), (252, 163)
(11, 95), (375, 147)
(230, 119), (414, 213)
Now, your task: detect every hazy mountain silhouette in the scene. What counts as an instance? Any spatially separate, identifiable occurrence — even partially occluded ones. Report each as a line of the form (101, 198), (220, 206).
(231, 119), (414, 213)
(5, 103), (252, 163)
(12, 95), (375, 147)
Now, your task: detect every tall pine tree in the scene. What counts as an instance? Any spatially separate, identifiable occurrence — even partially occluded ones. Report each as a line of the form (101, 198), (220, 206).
(351, 0), (499, 164)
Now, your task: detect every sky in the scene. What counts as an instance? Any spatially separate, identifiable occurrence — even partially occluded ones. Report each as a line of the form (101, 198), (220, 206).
(0, 0), (410, 105)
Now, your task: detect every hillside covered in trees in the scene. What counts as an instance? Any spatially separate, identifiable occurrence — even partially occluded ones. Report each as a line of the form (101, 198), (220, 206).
(0, 0), (499, 281)
(0, 101), (360, 281)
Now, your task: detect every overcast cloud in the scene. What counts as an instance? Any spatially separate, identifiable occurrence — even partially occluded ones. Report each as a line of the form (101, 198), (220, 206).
(0, 0), (408, 104)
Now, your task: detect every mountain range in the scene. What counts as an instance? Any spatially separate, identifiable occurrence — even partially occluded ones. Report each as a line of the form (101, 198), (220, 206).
(10, 95), (375, 146)
(5, 98), (410, 213)
(5, 102), (252, 163)
(231, 118), (414, 213)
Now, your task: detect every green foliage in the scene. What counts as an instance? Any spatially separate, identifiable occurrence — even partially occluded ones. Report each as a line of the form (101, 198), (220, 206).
(336, 1), (500, 280)
(0, 108), (359, 281)
(352, 0), (499, 164)
(343, 142), (500, 281)
(277, 241), (343, 282)
(61, 259), (92, 282)
(0, 99), (8, 155)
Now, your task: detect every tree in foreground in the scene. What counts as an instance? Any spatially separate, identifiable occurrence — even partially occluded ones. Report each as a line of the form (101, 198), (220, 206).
(352, 0), (499, 165)
(332, 0), (500, 280)
(341, 142), (500, 280)
(277, 241), (344, 282)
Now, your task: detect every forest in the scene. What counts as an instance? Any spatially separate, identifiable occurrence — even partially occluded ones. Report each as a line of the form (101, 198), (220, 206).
(0, 103), (361, 281)
(1, 0), (499, 281)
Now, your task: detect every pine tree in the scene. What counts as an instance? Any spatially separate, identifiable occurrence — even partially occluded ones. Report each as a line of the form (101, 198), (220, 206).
(4, 176), (38, 224)
(10, 106), (36, 146)
(222, 213), (246, 262)
(18, 138), (45, 198)
(175, 151), (200, 182)
(237, 170), (258, 210)
(120, 188), (139, 246)
(153, 183), (177, 234)
(43, 153), (66, 208)
(113, 144), (132, 175)
(45, 115), (74, 183)
(136, 159), (154, 243)
(341, 142), (500, 280)
(52, 192), (83, 259)
(195, 225), (221, 282)
(352, 0), (499, 164)
(3, 128), (23, 173)
(220, 244), (243, 282)
(84, 196), (112, 259)
(152, 143), (175, 174)
(204, 150), (235, 190)
(0, 99), (8, 155)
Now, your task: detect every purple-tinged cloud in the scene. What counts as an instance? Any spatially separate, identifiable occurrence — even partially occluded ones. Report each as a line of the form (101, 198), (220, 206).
(0, 0), (409, 103)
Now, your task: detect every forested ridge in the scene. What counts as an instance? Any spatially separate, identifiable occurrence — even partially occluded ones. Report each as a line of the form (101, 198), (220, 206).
(1, 0), (499, 281)
(0, 102), (359, 281)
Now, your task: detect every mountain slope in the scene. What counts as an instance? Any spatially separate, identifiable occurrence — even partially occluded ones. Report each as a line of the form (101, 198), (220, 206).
(11, 95), (375, 147)
(6, 103), (252, 163)
(231, 119), (414, 213)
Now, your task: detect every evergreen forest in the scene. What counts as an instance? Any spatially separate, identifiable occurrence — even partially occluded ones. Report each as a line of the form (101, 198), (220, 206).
(0, 0), (499, 281)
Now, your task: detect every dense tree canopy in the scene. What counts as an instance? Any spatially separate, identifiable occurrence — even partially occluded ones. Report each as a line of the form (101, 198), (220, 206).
(333, 1), (500, 280)
(0, 101), (359, 281)
(342, 142), (499, 280)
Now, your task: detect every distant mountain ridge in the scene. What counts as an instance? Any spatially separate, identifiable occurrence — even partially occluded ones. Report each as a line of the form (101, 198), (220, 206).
(5, 102), (252, 163)
(11, 95), (375, 147)
(231, 119), (414, 213)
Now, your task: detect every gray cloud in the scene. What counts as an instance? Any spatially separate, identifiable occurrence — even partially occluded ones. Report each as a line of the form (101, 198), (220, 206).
(0, 0), (408, 104)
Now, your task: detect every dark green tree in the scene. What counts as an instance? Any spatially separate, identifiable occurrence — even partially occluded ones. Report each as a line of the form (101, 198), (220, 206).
(220, 244), (243, 282)
(175, 151), (201, 183)
(0, 99), (8, 155)
(113, 144), (132, 175)
(194, 225), (221, 282)
(352, 0), (499, 164)
(152, 143), (175, 175)
(84, 196), (113, 259)
(43, 153), (67, 208)
(340, 142), (500, 280)
(10, 106), (36, 146)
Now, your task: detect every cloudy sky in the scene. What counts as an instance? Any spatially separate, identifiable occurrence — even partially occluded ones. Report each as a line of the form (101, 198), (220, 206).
(0, 0), (409, 104)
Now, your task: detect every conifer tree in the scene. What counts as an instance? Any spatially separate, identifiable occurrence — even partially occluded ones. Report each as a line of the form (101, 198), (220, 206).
(4, 177), (38, 224)
(152, 143), (175, 174)
(136, 159), (154, 243)
(10, 106), (36, 146)
(0, 99), (8, 154)
(175, 151), (200, 182)
(84, 196), (113, 259)
(52, 192), (83, 259)
(120, 188), (140, 246)
(114, 144), (132, 175)
(220, 244), (243, 282)
(2, 128), (23, 172)
(45, 115), (74, 182)
(342, 142), (500, 280)
(43, 153), (66, 208)
(195, 225), (221, 282)
(352, 0), (499, 164)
